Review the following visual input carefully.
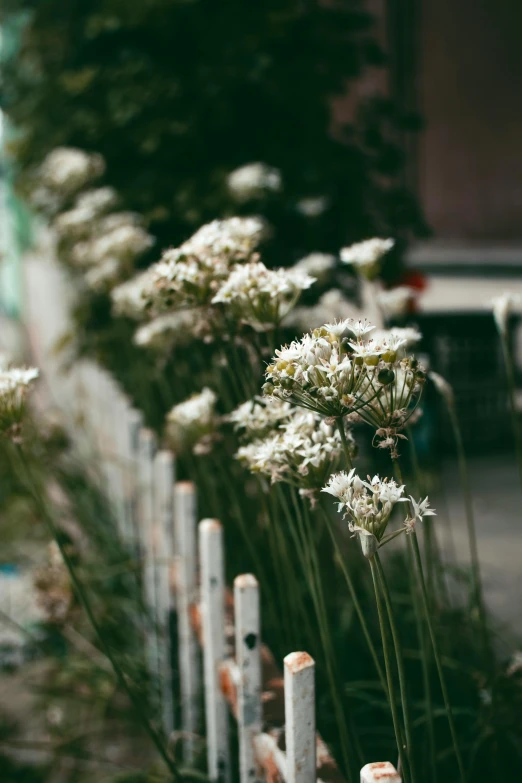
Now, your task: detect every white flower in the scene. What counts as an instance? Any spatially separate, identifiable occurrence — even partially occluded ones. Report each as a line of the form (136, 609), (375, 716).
(84, 257), (121, 292)
(377, 286), (417, 319)
(75, 186), (118, 214)
(236, 408), (354, 492)
(212, 261), (315, 329)
(264, 319), (425, 439)
(134, 309), (216, 352)
(0, 366), (39, 440)
(166, 388), (218, 455)
(295, 196), (329, 217)
(340, 238), (394, 280)
(71, 223), (154, 268)
(404, 496), (436, 533)
(227, 397), (294, 439)
(39, 147), (105, 196)
(322, 470), (407, 555)
(227, 162), (282, 201)
(111, 268), (158, 320)
(53, 189), (120, 240)
(506, 651), (522, 677)
(293, 253), (336, 281)
(490, 292), (521, 335)
(144, 216), (268, 313)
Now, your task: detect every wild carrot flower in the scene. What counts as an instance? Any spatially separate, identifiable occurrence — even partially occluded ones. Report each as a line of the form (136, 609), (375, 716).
(340, 238), (394, 280)
(211, 261), (315, 329)
(166, 388), (219, 455)
(227, 162), (282, 201)
(0, 366), (39, 441)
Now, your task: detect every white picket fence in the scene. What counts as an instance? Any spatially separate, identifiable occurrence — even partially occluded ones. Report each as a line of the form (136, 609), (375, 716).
(23, 232), (401, 783)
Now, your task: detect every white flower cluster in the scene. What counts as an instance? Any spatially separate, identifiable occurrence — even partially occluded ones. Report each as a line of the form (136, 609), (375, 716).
(227, 162), (282, 201)
(0, 366), (39, 441)
(70, 221), (154, 271)
(166, 387), (218, 455)
(39, 147), (105, 197)
(263, 319), (425, 454)
(144, 216), (267, 313)
(377, 286), (417, 320)
(322, 469), (434, 556)
(54, 187), (119, 240)
(211, 261), (315, 329)
(227, 396), (294, 439)
(293, 253), (336, 282)
(236, 408), (355, 496)
(111, 268), (158, 319)
(134, 308), (216, 352)
(341, 238), (394, 280)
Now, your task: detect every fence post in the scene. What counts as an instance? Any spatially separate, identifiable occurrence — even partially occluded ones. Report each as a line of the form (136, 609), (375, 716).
(284, 652), (316, 783)
(360, 762), (401, 783)
(154, 449), (176, 739)
(175, 481), (200, 763)
(138, 427), (158, 678)
(234, 574), (262, 783)
(199, 519), (231, 783)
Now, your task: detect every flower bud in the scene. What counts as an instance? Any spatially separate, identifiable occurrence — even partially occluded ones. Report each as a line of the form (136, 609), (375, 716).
(262, 382), (275, 395)
(377, 368), (395, 386)
(364, 355), (379, 367)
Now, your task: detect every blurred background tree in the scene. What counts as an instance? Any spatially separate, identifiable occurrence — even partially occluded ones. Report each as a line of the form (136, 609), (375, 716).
(0, 0), (426, 268)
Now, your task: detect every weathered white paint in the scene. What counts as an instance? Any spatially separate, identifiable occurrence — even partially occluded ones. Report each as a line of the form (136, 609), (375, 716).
(138, 427), (158, 677)
(360, 761), (401, 783)
(199, 519), (231, 783)
(284, 651), (316, 783)
(175, 481), (200, 762)
(234, 574), (262, 783)
(154, 449), (176, 738)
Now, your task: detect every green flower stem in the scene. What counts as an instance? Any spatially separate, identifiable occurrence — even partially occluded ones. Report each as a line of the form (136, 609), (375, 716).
(375, 553), (417, 783)
(337, 416), (354, 470)
(406, 537), (436, 783)
(369, 556), (410, 783)
(320, 505), (387, 695)
(411, 532), (466, 783)
(14, 446), (181, 780)
(445, 403), (493, 673)
(498, 329), (522, 491)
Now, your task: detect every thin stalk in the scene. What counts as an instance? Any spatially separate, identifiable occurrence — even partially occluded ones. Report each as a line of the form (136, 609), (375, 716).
(14, 446), (180, 779)
(375, 554), (417, 783)
(446, 403), (493, 673)
(320, 505), (387, 695)
(337, 417), (354, 470)
(406, 537), (436, 783)
(369, 557), (410, 783)
(498, 329), (522, 490)
(411, 533), (466, 783)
